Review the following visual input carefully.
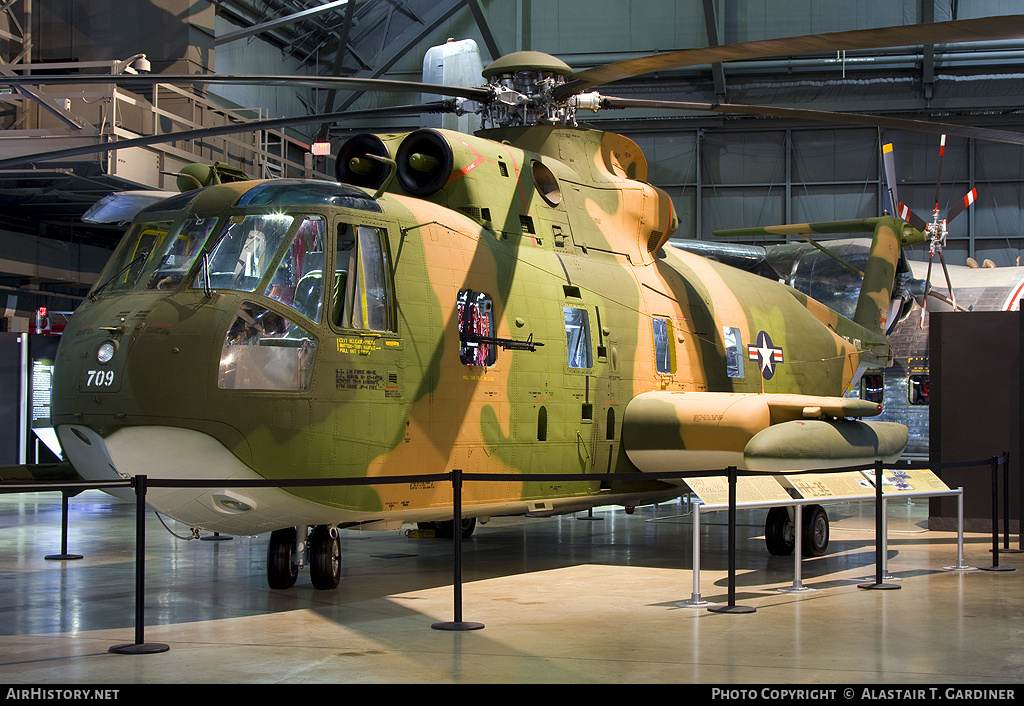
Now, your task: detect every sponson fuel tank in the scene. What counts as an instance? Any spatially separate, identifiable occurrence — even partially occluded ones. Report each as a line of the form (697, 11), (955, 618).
(621, 391), (908, 473)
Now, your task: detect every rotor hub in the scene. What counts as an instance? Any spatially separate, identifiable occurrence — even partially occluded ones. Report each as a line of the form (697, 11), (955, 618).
(480, 51), (590, 127)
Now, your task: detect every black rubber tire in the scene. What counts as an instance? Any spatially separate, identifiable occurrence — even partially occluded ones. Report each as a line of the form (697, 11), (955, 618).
(429, 518), (477, 539)
(801, 504), (830, 557)
(309, 525), (341, 590)
(267, 527), (299, 589)
(764, 506), (795, 556)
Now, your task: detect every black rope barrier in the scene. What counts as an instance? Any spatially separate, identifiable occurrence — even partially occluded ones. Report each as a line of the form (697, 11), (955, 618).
(2, 454), (1014, 647)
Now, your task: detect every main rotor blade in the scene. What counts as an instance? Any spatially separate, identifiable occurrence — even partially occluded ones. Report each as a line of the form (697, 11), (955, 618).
(556, 14), (1024, 97)
(598, 96), (1024, 146)
(0, 72), (493, 102)
(0, 102), (454, 169)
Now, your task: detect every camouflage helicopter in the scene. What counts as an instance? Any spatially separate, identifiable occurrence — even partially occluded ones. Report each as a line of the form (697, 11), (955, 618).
(8, 16), (1024, 590)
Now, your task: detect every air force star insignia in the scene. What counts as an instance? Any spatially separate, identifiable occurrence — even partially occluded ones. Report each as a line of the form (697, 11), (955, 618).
(747, 331), (784, 380)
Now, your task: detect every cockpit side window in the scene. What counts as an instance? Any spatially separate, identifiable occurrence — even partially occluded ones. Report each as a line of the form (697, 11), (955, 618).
(332, 223), (395, 332)
(265, 216), (326, 323)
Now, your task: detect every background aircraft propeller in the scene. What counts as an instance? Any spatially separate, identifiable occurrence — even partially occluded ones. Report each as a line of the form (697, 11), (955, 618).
(884, 136), (976, 324)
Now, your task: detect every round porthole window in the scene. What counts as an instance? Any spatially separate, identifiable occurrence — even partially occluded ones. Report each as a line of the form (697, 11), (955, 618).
(531, 160), (562, 207)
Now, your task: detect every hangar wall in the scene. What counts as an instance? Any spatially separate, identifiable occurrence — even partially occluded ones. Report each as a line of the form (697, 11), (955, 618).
(3, 0), (1024, 313)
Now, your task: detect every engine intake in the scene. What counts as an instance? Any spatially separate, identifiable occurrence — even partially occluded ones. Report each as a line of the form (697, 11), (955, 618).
(395, 129), (455, 196)
(335, 134), (392, 189)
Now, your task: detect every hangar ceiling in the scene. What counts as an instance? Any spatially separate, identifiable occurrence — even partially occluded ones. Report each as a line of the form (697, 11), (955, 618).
(1, 0), (1023, 323)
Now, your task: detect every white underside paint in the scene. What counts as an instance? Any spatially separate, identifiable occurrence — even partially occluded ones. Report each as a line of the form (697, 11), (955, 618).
(56, 424), (681, 535)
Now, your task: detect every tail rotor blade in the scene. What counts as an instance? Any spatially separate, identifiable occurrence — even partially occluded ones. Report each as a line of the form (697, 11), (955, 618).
(919, 253), (935, 328)
(882, 143), (899, 214)
(937, 247), (959, 312)
(946, 188), (978, 223)
(897, 202), (928, 231)
(933, 134), (947, 218)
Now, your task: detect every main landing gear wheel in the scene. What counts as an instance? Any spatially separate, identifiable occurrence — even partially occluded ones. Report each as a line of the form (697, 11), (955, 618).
(802, 504), (830, 557)
(764, 505), (830, 557)
(418, 518), (477, 539)
(267, 527), (299, 589)
(765, 507), (796, 556)
(309, 525), (342, 591)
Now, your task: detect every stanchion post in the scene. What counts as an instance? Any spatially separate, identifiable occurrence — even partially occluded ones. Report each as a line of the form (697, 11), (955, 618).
(677, 496), (714, 607)
(944, 488), (977, 571)
(44, 491), (83, 561)
(859, 460), (900, 590)
(981, 455), (1015, 572)
(779, 502), (815, 594)
(109, 475), (169, 654)
(999, 452), (1021, 553)
(432, 469), (484, 631)
(709, 466), (755, 614)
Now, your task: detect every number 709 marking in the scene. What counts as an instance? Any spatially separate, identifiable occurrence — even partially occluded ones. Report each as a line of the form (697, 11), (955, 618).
(86, 369), (115, 387)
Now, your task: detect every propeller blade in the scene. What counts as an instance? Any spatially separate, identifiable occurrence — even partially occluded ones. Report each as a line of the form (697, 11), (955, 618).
(0, 102), (456, 169)
(598, 96), (1024, 146)
(896, 202), (929, 231)
(555, 15), (1024, 97)
(933, 134), (946, 217)
(882, 143), (899, 214)
(0, 72), (494, 102)
(936, 247), (959, 312)
(926, 288), (968, 311)
(946, 187), (978, 223)
(920, 252), (935, 328)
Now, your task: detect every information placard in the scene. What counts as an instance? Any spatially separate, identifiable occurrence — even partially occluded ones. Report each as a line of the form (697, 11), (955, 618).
(684, 474), (793, 507)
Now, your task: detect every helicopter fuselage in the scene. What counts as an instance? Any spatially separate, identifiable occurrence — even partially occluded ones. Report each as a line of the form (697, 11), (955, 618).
(51, 126), (901, 536)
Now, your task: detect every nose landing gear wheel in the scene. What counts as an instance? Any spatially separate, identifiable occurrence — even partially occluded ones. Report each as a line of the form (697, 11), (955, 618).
(309, 525), (342, 590)
(267, 527), (299, 589)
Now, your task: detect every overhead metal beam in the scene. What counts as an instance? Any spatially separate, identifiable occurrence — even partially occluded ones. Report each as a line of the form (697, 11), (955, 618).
(317, 0), (359, 141)
(702, 0), (727, 101)
(215, 0), (350, 46)
(466, 0), (502, 61)
(335, 0), (470, 113)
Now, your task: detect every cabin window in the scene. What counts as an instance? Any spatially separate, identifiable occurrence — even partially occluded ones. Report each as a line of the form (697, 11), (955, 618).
(563, 307), (593, 369)
(146, 218), (219, 290)
(861, 372), (884, 404)
(653, 317), (675, 374)
(218, 301), (317, 391)
(458, 290), (496, 367)
(198, 214), (294, 292)
(333, 223), (395, 332)
(265, 216), (326, 323)
(908, 374), (930, 405)
(723, 326), (745, 379)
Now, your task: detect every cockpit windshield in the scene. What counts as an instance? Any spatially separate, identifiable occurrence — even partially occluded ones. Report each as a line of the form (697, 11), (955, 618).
(197, 214), (295, 293)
